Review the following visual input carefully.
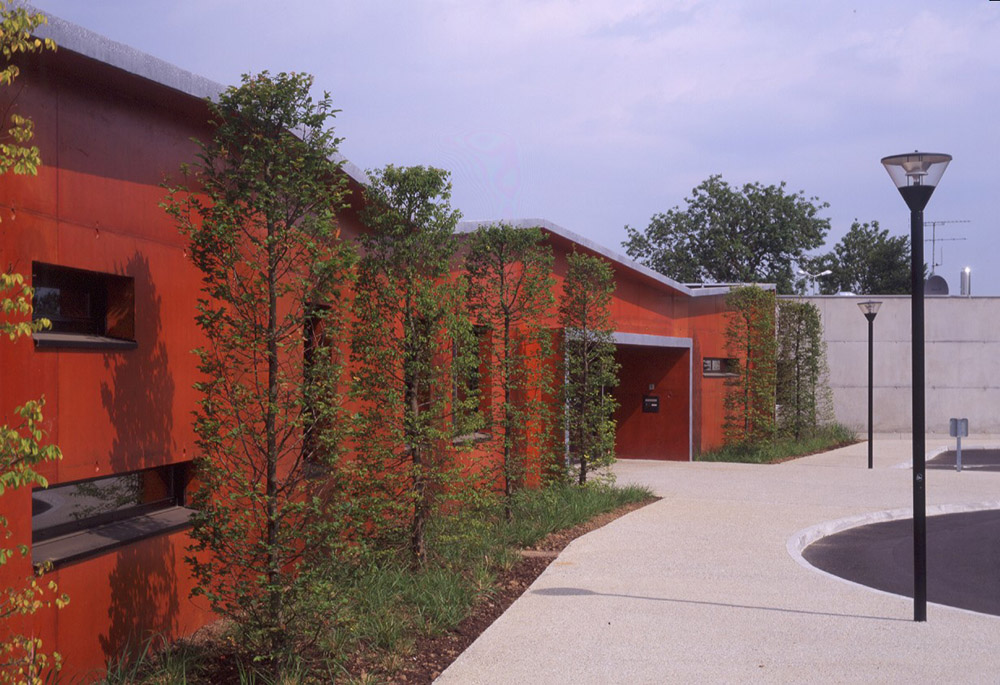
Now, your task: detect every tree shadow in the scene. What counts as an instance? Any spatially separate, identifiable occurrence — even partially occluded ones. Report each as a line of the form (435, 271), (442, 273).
(98, 535), (180, 660)
(97, 252), (181, 659)
(100, 252), (175, 473)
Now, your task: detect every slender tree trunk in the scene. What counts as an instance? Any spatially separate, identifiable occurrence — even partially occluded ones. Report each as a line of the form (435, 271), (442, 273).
(579, 335), (590, 485)
(409, 385), (426, 567)
(743, 316), (752, 438)
(794, 322), (802, 439)
(502, 312), (513, 519)
(404, 298), (427, 567)
(265, 225), (281, 659)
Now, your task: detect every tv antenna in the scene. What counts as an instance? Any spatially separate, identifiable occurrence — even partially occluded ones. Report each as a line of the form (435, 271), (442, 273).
(924, 219), (969, 274)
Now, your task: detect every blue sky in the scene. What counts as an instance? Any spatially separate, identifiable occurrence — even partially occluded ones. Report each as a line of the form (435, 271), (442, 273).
(31, 1), (1000, 294)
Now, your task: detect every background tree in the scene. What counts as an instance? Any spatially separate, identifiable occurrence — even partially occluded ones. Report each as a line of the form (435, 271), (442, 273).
(802, 220), (912, 295)
(724, 286), (776, 445)
(163, 72), (355, 671)
(351, 164), (479, 568)
(559, 251), (619, 485)
(1, 5), (65, 682)
(465, 223), (556, 513)
(775, 300), (832, 439)
(624, 175), (829, 294)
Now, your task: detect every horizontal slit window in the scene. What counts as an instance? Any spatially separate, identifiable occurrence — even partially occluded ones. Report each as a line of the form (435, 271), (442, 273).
(32, 464), (192, 567)
(703, 357), (738, 377)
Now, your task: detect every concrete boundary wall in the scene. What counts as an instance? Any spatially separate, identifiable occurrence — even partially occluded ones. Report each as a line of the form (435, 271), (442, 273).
(789, 295), (1000, 435)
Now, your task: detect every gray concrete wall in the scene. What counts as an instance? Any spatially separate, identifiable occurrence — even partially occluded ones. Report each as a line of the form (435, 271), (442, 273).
(788, 295), (1000, 435)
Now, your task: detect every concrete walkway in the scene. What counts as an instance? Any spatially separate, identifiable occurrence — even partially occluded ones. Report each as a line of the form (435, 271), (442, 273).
(437, 435), (1000, 684)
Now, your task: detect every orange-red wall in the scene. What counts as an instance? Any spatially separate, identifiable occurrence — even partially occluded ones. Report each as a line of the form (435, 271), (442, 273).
(0, 50), (218, 678)
(2, 43), (735, 681)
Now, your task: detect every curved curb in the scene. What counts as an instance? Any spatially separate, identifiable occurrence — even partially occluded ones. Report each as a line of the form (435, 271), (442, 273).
(893, 444), (1000, 469)
(787, 501), (1000, 617)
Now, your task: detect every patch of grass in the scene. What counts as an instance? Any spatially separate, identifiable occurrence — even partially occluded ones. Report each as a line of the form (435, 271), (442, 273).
(98, 481), (653, 684)
(98, 634), (203, 684)
(697, 423), (858, 464)
(501, 482), (654, 548)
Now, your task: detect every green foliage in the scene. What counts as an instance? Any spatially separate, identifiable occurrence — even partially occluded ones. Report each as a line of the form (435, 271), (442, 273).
(559, 251), (619, 485)
(776, 300), (833, 439)
(99, 634), (201, 685)
(723, 286), (776, 445)
(91, 483), (651, 683)
(623, 175), (829, 293)
(465, 223), (556, 509)
(1, 7), (64, 681)
(162, 71), (355, 671)
(697, 423), (856, 464)
(1, 273), (49, 340)
(0, 1), (55, 177)
(802, 220), (912, 295)
(351, 164), (479, 568)
(498, 482), (653, 548)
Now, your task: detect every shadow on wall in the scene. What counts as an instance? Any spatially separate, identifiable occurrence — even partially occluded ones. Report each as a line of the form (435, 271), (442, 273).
(100, 252), (175, 473)
(99, 535), (180, 660)
(97, 252), (180, 658)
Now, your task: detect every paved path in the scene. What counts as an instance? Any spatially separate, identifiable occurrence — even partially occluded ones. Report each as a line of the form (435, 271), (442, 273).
(437, 435), (1000, 684)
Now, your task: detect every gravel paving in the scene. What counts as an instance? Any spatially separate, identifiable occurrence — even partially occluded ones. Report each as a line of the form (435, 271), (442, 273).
(437, 435), (1000, 684)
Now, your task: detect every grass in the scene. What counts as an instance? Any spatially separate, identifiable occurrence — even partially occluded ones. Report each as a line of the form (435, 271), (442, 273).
(696, 423), (858, 464)
(98, 480), (653, 684)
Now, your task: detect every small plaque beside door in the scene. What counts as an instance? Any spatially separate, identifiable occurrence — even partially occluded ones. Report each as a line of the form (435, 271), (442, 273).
(643, 395), (659, 413)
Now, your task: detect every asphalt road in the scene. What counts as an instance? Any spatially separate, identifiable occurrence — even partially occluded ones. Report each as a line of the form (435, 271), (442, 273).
(803, 509), (1000, 617)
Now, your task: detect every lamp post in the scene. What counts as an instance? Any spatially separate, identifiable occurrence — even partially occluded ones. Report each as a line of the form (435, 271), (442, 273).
(796, 268), (832, 295)
(881, 150), (951, 623)
(857, 300), (881, 470)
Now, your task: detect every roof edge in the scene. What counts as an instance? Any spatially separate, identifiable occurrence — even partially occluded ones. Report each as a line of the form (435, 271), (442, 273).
(457, 218), (737, 298)
(18, 2), (369, 185)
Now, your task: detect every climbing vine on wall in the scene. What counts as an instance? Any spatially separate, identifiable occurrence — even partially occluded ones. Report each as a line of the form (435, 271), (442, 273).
(723, 285), (777, 445)
(776, 300), (833, 439)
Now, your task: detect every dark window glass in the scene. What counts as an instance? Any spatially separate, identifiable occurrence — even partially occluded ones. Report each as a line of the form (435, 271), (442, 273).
(703, 357), (737, 376)
(32, 464), (187, 543)
(31, 262), (134, 340)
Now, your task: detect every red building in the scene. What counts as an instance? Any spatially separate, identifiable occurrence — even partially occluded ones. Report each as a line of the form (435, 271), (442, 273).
(1, 13), (735, 678)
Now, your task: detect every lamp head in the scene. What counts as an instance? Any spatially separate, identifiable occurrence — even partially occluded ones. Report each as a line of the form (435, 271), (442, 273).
(881, 151), (951, 211)
(857, 299), (882, 321)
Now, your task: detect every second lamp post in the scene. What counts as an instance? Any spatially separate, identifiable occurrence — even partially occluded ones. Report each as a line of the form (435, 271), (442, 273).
(858, 300), (881, 469)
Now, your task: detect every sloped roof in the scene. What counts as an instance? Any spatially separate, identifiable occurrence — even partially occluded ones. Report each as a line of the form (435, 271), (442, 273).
(457, 218), (736, 298)
(21, 4), (757, 298)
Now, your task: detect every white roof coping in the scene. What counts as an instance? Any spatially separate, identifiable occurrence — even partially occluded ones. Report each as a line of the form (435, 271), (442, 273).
(612, 332), (692, 349)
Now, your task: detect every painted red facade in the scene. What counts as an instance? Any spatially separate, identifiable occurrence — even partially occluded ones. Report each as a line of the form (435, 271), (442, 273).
(1, 18), (734, 679)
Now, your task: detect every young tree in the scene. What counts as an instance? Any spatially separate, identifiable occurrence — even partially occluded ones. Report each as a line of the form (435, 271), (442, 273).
(163, 72), (355, 669)
(0, 290), (66, 683)
(559, 251), (619, 485)
(802, 220), (912, 295)
(623, 175), (829, 294)
(351, 165), (479, 567)
(724, 286), (776, 445)
(465, 223), (556, 512)
(1, 6), (65, 682)
(776, 299), (832, 439)
(1, 2), (55, 176)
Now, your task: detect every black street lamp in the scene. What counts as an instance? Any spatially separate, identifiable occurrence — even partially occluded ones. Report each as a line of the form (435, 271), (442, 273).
(857, 300), (881, 470)
(881, 150), (951, 623)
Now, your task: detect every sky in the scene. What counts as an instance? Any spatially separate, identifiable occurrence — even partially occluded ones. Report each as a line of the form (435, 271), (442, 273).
(30, 1), (1000, 294)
